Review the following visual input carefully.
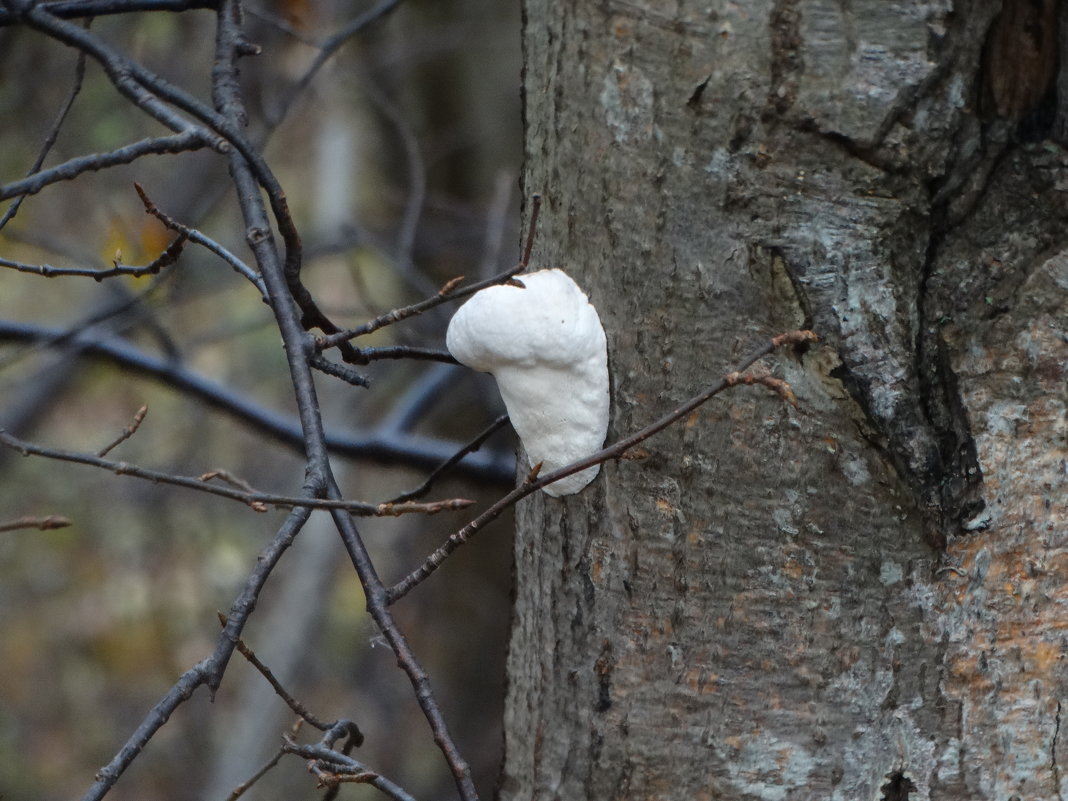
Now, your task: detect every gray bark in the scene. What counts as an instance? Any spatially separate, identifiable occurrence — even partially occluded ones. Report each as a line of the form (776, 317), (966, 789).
(502, 1), (1068, 799)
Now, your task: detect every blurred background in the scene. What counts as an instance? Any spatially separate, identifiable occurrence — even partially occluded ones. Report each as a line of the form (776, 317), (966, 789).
(0, 1), (523, 798)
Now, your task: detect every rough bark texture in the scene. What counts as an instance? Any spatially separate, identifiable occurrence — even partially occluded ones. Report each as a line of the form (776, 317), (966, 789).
(501, 1), (1068, 799)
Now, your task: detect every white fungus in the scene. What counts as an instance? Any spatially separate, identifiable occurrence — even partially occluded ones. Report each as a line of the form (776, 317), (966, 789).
(446, 269), (610, 496)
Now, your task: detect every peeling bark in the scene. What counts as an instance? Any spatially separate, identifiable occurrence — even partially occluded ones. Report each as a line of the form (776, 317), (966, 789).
(503, 2), (1068, 799)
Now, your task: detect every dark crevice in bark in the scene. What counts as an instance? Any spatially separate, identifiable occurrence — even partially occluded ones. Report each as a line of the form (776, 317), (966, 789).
(593, 640), (614, 713)
(824, 359), (901, 460)
(1053, 699), (1064, 801)
(911, 83), (1068, 548)
(765, 0), (802, 119)
(728, 112), (756, 153)
(930, 129), (1013, 230)
(769, 242), (962, 549)
(685, 74), (710, 109)
(800, 123), (900, 174)
(914, 204), (985, 548)
(880, 771), (917, 801)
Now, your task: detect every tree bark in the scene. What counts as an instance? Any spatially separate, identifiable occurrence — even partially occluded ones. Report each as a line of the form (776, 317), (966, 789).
(502, 1), (1068, 799)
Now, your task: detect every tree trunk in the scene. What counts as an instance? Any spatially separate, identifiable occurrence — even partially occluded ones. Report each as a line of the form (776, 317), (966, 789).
(501, 2), (1068, 799)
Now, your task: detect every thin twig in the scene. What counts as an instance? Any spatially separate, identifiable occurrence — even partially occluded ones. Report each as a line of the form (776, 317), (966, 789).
(199, 470), (269, 512)
(0, 234), (187, 280)
(1, 6), (458, 801)
(199, 469), (258, 494)
(0, 0), (218, 25)
(389, 414), (510, 504)
(329, 476), (478, 801)
(320, 719), (366, 752)
(375, 87), (425, 267)
(0, 275), (172, 373)
(0, 132), (213, 203)
(267, 0), (406, 128)
(216, 613), (332, 730)
(227, 720), (303, 801)
(320, 720), (365, 801)
(96, 405), (148, 457)
(0, 430), (474, 516)
(134, 182), (266, 295)
(309, 354), (370, 387)
(316, 265), (524, 351)
(313, 345), (459, 387)
(0, 41), (86, 230)
(281, 738), (417, 801)
(352, 345), (457, 364)
(0, 515), (73, 533)
(316, 194), (541, 351)
(386, 330), (818, 603)
(725, 367), (799, 407)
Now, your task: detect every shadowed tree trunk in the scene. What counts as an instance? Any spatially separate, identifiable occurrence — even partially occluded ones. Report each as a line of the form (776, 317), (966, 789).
(501, 1), (1068, 799)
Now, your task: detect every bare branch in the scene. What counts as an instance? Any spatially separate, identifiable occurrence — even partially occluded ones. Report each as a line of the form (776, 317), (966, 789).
(4, 6), (508, 801)
(329, 476), (478, 801)
(725, 367), (799, 407)
(0, 429), (474, 516)
(0, 233), (187, 280)
(355, 345), (458, 364)
(316, 194), (542, 352)
(96, 405), (148, 457)
(309, 353), (370, 387)
(281, 737), (417, 801)
(217, 613), (334, 731)
(0, 0), (218, 26)
(84, 660), (213, 801)
(267, 0), (406, 128)
(227, 720), (302, 801)
(0, 41), (85, 230)
(210, 24), (482, 800)
(0, 132), (212, 203)
(11, 4), (350, 363)
(134, 182), (266, 295)
(316, 265), (526, 351)
(389, 414), (510, 504)
(365, 83), (425, 266)
(0, 320), (515, 482)
(13, 6), (225, 143)
(0, 515), (73, 532)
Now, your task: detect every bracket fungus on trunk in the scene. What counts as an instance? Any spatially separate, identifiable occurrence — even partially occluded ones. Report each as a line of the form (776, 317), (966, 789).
(446, 269), (610, 496)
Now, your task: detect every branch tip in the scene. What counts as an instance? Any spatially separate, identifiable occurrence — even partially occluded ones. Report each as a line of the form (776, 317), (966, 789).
(0, 515), (73, 533)
(772, 329), (818, 348)
(439, 275), (464, 296)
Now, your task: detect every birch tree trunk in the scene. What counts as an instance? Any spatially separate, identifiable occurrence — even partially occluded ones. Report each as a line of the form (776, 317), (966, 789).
(501, 2), (1068, 799)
